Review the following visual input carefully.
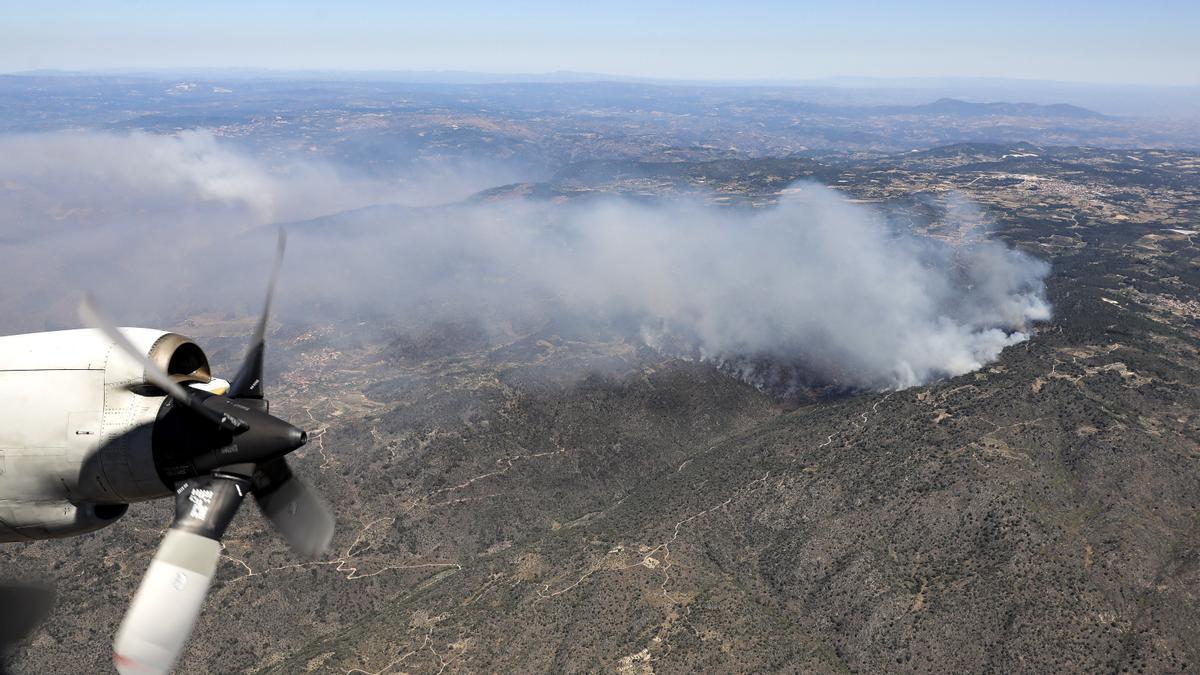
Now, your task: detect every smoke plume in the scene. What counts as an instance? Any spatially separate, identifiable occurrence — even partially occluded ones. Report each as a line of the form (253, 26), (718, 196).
(0, 131), (1051, 392)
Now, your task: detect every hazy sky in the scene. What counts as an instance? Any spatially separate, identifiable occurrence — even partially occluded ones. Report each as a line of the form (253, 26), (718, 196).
(2, 0), (1197, 85)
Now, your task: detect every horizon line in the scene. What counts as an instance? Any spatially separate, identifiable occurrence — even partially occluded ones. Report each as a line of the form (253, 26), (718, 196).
(4, 67), (1198, 91)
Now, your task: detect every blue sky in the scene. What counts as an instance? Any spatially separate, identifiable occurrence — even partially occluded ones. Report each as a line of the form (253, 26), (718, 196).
(2, 1), (1197, 85)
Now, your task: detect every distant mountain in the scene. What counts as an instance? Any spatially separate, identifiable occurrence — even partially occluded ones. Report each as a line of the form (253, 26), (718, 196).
(744, 97), (1108, 120)
(902, 97), (1106, 119)
(6, 70), (1197, 116)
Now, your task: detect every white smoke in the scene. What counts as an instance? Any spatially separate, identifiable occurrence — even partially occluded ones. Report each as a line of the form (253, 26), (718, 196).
(0, 131), (1051, 391)
(276, 183), (1050, 391)
(0, 130), (518, 238)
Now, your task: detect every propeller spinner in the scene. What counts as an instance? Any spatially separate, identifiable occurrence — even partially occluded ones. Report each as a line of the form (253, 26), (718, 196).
(81, 232), (334, 675)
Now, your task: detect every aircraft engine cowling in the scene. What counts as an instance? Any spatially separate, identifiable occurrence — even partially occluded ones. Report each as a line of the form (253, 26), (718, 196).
(88, 330), (218, 503)
(111, 330), (214, 392)
(0, 328), (217, 509)
(0, 501), (128, 542)
(0, 327), (213, 392)
(142, 332), (213, 388)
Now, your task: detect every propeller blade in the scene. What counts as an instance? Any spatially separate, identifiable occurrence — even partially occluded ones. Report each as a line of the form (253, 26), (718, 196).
(229, 230), (286, 400)
(0, 582), (55, 675)
(113, 474), (249, 675)
(79, 295), (247, 434)
(112, 530), (219, 675)
(252, 458), (335, 560)
(0, 582), (54, 646)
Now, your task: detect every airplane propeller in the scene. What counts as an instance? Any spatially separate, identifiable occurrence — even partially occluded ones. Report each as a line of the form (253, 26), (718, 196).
(79, 231), (334, 675)
(0, 582), (55, 675)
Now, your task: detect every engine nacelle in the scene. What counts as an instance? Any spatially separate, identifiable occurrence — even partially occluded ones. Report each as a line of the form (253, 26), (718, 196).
(0, 328), (212, 389)
(0, 328), (216, 540)
(0, 500), (128, 542)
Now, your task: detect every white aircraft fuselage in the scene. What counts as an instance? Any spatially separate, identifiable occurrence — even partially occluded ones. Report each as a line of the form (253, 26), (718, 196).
(0, 328), (219, 542)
